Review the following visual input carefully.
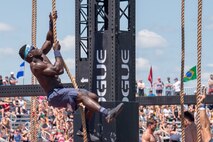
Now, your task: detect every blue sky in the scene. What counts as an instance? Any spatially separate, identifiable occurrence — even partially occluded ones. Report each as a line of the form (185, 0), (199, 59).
(0, 0), (213, 88)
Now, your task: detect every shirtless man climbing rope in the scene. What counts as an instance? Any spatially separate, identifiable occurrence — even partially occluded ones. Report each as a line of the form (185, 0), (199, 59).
(184, 86), (213, 142)
(18, 11), (123, 140)
(199, 87), (212, 142)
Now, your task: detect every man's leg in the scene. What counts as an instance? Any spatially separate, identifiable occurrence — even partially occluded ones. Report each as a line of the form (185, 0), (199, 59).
(78, 92), (97, 132)
(76, 90), (124, 123)
(76, 90), (123, 141)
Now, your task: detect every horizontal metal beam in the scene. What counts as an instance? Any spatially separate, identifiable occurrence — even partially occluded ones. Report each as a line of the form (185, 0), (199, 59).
(0, 84), (74, 97)
(136, 95), (213, 105)
(0, 85), (212, 105)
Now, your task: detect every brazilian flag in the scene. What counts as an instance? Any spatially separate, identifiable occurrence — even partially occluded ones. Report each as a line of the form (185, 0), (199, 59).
(183, 66), (197, 82)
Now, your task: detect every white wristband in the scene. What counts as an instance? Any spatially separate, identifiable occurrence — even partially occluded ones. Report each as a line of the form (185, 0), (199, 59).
(198, 103), (206, 110)
(54, 50), (61, 57)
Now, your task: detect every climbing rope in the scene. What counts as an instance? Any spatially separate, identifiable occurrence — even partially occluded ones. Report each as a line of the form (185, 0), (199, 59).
(196, 0), (203, 141)
(30, 0), (38, 141)
(31, 0), (37, 85)
(180, 0), (185, 142)
(51, 0), (88, 141)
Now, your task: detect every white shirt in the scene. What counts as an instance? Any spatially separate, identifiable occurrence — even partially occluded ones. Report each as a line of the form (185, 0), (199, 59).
(137, 81), (145, 89)
(163, 108), (171, 117)
(173, 81), (180, 92)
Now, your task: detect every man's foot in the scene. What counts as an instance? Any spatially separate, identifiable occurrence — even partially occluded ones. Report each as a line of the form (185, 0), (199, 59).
(76, 130), (99, 141)
(105, 103), (124, 123)
(76, 130), (83, 136)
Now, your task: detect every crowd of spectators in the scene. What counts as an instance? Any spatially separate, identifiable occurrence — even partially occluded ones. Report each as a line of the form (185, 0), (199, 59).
(137, 75), (213, 141)
(0, 96), (74, 142)
(0, 73), (212, 141)
(139, 104), (213, 141)
(0, 72), (74, 141)
(0, 97), (211, 142)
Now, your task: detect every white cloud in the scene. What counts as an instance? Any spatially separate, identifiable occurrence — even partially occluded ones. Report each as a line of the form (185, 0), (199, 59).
(209, 16), (213, 21)
(201, 72), (211, 86)
(48, 57), (75, 83)
(205, 16), (213, 30)
(206, 24), (213, 30)
(207, 64), (213, 67)
(60, 35), (75, 51)
(0, 22), (13, 31)
(136, 57), (150, 70)
(60, 58), (76, 83)
(136, 29), (168, 48)
(0, 48), (16, 55)
(202, 72), (210, 81)
(63, 58), (75, 70)
(155, 49), (164, 56)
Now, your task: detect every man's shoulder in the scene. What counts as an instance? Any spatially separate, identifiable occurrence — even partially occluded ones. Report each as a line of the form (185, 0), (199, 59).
(30, 61), (47, 70)
(142, 131), (150, 139)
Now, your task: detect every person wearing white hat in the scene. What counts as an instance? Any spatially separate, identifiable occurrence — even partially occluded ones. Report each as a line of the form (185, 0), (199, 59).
(9, 72), (18, 85)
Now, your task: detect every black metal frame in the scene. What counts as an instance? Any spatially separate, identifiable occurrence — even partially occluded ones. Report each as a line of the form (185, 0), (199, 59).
(0, 84), (73, 97)
(75, 0), (89, 58)
(1, 84), (212, 105)
(136, 95), (213, 105)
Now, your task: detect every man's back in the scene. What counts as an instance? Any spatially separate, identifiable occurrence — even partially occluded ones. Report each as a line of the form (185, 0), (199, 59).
(30, 54), (63, 94)
(185, 122), (197, 142)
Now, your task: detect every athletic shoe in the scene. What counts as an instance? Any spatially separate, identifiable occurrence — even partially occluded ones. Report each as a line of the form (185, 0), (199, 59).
(76, 130), (99, 142)
(105, 103), (124, 123)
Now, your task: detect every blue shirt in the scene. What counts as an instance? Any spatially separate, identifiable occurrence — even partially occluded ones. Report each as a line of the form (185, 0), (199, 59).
(14, 134), (21, 142)
(148, 93), (155, 97)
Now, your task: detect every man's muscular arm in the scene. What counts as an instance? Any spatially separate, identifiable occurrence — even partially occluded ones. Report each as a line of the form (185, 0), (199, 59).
(41, 11), (57, 55)
(31, 41), (64, 76)
(199, 87), (211, 142)
(53, 41), (64, 75)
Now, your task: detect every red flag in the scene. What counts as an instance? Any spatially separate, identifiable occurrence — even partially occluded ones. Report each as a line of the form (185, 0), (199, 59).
(148, 66), (153, 87)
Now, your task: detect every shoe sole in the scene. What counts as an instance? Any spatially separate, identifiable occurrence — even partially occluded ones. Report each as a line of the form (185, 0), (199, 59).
(76, 130), (84, 136)
(76, 132), (83, 136)
(106, 103), (124, 123)
(76, 131), (100, 142)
